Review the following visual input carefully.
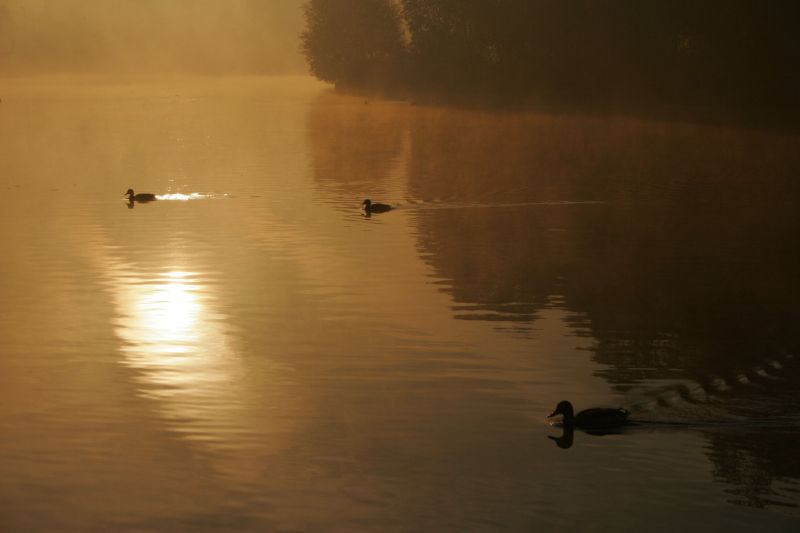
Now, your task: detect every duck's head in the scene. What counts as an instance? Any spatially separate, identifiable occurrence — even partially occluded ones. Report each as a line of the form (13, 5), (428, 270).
(362, 199), (372, 209)
(125, 189), (134, 197)
(548, 400), (574, 419)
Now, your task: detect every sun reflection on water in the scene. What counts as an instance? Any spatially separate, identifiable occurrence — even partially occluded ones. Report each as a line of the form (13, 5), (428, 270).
(76, 212), (295, 479)
(111, 267), (247, 434)
(155, 192), (206, 201)
(131, 272), (200, 353)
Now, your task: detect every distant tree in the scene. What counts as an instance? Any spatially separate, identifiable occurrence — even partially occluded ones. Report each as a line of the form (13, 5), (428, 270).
(300, 0), (406, 88)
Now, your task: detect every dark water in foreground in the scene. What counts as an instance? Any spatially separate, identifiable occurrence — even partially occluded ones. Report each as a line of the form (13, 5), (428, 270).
(1, 77), (799, 531)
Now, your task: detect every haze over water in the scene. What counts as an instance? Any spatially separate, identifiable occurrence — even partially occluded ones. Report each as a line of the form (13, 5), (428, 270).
(1, 76), (799, 532)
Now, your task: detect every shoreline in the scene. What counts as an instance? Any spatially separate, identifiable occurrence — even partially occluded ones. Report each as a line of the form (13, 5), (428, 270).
(330, 81), (800, 135)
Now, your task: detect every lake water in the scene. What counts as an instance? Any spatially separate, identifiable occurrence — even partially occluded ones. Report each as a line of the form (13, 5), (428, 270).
(1, 76), (799, 531)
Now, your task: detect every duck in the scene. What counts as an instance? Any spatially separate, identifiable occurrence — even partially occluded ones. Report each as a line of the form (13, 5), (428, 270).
(547, 400), (629, 430)
(361, 199), (392, 214)
(125, 189), (157, 202)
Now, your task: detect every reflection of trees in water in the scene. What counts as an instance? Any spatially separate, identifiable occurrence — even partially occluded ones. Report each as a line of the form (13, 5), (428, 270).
(306, 92), (409, 202)
(406, 109), (800, 374)
(412, 205), (572, 324)
(306, 94), (800, 510)
(561, 192), (800, 385)
(406, 110), (614, 203)
(402, 109), (800, 511)
(706, 427), (800, 510)
(306, 96), (800, 382)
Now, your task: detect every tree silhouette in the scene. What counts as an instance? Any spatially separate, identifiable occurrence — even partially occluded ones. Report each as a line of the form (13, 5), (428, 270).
(301, 0), (800, 121)
(301, 0), (406, 88)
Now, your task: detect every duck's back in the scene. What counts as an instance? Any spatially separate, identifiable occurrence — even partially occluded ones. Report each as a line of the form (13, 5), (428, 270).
(574, 407), (629, 429)
(368, 203), (392, 213)
(134, 193), (157, 201)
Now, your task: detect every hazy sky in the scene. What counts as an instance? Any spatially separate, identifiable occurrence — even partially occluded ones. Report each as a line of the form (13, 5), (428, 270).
(0, 0), (307, 76)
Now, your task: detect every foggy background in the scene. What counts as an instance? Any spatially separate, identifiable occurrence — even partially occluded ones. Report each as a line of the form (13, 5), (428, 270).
(0, 0), (307, 76)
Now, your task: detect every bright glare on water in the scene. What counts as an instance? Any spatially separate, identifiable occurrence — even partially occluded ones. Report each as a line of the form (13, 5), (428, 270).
(0, 76), (799, 532)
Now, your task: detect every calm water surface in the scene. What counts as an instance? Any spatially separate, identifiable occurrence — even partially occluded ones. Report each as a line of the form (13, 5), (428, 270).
(1, 77), (799, 531)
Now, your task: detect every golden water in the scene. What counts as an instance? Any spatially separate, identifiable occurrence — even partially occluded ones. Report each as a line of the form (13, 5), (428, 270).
(1, 76), (799, 531)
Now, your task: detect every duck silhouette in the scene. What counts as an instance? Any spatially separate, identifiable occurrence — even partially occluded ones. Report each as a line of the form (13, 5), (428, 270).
(546, 401), (630, 449)
(125, 189), (157, 202)
(547, 400), (629, 430)
(361, 199), (392, 215)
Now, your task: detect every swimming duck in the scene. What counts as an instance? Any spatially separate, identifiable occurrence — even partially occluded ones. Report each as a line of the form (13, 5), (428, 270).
(361, 199), (392, 214)
(547, 400), (629, 430)
(125, 189), (157, 202)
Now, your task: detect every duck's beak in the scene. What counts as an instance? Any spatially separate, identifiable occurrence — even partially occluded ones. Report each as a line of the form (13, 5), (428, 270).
(547, 409), (560, 418)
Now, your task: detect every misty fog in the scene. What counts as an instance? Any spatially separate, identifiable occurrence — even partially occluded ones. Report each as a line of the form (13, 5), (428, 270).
(0, 0), (307, 76)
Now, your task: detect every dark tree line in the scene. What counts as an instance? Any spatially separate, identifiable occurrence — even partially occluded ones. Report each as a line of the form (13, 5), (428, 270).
(301, 0), (800, 116)
(301, 0), (407, 88)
